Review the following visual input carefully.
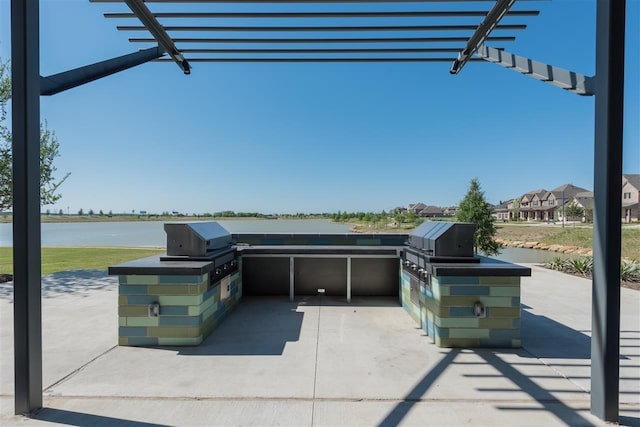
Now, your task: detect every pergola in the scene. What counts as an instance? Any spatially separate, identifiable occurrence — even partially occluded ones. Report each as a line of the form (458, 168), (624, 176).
(11, 0), (626, 422)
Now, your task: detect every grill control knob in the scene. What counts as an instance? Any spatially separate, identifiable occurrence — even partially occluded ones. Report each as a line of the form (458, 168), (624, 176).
(230, 260), (237, 267)
(223, 264), (229, 270)
(411, 264), (417, 270)
(215, 268), (222, 275)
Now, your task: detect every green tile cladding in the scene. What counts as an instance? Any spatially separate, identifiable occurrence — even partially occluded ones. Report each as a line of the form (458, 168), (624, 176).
(118, 271), (241, 347)
(401, 272), (521, 348)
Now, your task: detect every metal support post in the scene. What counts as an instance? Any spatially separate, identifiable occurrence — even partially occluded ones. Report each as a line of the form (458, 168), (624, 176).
(11, 0), (43, 415)
(346, 257), (352, 303)
(591, 0), (625, 422)
(289, 257), (295, 302)
(40, 47), (164, 96)
(475, 46), (595, 96)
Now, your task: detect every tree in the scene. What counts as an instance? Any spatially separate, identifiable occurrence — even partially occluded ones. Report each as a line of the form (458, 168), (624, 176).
(511, 199), (520, 222)
(564, 202), (584, 227)
(456, 178), (502, 256)
(0, 59), (69, 211)
(78, 208), (84, 216)
(584, 208), (593, 223)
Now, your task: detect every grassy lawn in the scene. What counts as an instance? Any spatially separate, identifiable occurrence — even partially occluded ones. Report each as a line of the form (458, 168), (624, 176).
(496, 224), (640, 261)
(0, 247), (165, 275)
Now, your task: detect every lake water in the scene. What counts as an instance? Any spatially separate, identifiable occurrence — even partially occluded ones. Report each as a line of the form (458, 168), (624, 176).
(0, 219), (352, 248)
(0, 219), (569, 263)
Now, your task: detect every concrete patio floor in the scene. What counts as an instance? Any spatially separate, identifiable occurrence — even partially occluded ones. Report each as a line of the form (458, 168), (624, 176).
(0, 265), (638, 426)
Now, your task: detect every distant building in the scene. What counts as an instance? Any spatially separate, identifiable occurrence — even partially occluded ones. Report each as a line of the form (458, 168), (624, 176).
(497, 177), (640, 223)
(622, 174), (640, 223)
(407, 203), (427, 215)
(513, 183), (589, 222)
(419, 205), (444, 218)
(493, 200), (512, 221)
(443, 206), (459, 217)
(397, 203), (454, 218)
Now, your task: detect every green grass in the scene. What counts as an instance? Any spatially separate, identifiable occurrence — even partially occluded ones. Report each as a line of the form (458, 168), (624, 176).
(497, 225), (640, 261)
(0, 247), (165, 275)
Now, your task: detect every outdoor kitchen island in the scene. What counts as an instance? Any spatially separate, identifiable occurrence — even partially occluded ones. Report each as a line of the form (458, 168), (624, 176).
(401, 222), (531, 348)
(109, 222), (241, 346)
(109, 221), (529, 348)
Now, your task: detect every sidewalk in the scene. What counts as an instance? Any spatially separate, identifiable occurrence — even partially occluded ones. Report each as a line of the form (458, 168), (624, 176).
(1, 266), (638, 426)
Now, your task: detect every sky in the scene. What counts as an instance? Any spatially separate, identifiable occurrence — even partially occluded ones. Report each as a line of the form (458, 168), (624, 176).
(0, 0), (638, 215)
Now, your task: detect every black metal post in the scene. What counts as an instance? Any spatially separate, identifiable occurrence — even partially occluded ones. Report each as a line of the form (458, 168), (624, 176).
(40, 47), (164, 96)
(591, 0), (625, 422)
(11, 0), (43, 415)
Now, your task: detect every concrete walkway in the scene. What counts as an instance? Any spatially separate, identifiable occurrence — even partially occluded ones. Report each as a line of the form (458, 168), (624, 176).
(0, 266), (638, 426)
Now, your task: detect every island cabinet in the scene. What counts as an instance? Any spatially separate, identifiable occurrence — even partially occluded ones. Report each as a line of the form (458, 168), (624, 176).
(109, 256), (241, 346)
(401, 259), (530, 348)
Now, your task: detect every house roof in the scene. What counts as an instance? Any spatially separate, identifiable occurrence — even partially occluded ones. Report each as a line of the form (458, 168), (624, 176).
(550, 183), (590, 198)
(574, 191), (594, 209)
(522, 189), (546, 196)
(623, 174), (640, 190)
(494, 200), (511, 211)
(420, 205), (444, 215)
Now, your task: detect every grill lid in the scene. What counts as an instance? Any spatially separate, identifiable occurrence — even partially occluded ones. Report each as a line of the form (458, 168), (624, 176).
(408, 221), (476, 257)
(164, 222), (232, 257)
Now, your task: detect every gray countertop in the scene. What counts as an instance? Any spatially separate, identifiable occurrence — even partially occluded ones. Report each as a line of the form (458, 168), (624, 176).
(108, 255), (215, 276)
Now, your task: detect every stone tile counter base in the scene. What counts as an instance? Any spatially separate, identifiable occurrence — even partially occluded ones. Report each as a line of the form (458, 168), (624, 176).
(401, 271), (522, 348)
(118, 271), (242, 346)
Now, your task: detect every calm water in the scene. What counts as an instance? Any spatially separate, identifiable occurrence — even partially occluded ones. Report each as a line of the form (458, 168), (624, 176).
(0, 219), (352, 248)
(0, 219), (569, 263)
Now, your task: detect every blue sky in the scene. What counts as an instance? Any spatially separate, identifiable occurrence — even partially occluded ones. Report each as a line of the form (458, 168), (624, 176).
(1, 0), (638, 215)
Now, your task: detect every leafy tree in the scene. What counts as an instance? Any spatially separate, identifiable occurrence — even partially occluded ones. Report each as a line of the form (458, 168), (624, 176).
(0, 59), (69, 211)
(88, 209), (94, 216)
(78, 208), (84, 216)
(584, 208), (593, 223)
(564, 202), (584, 227)
(511, 199), (520, 222)
(99, 209), (104, 216)
(58, 209), (63, 216)
(456, 178), (502, 256)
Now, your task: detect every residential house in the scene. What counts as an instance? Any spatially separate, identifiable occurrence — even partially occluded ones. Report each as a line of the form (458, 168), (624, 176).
(494, 200), (511, 221)
(407, 203), (427, 215)
(572, 191), (594, 210)
(565, 191), (594, 222)
(622, 174), (640, 223)
(511, 183), (589, 222)
(443, 206), (459, 217)
(517, 189), (548, 221)
(419, 205), (444, 218)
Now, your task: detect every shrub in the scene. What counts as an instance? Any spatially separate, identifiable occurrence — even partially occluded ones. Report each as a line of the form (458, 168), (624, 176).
(565, 257), (593, 276)
(544, 256), (640, 282)
(621, 261), (640, 283)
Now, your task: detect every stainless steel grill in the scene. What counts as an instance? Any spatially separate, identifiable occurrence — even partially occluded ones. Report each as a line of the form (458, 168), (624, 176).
(164, 222), (232, 257)
(407, 221), (476, 258)
(162, 222), (238, 284)
(402, 221), (479, 285)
